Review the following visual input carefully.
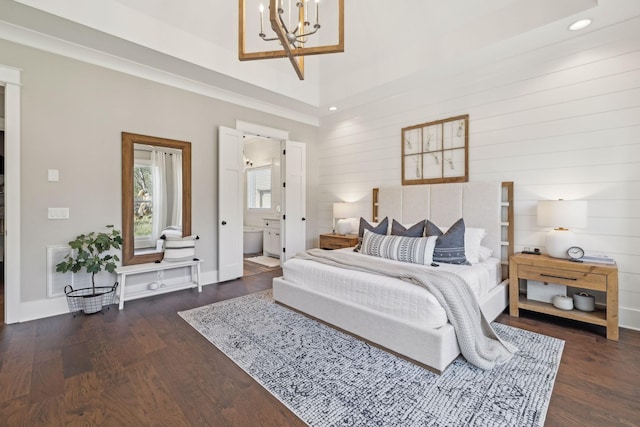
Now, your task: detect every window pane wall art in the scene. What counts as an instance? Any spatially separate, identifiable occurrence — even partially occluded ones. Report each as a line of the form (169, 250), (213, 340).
(401, 115), (468, 185)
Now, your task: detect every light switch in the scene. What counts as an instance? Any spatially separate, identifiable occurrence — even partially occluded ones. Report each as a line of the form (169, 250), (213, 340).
(48, 169), (59, 182)
(48, 208), (69, 219)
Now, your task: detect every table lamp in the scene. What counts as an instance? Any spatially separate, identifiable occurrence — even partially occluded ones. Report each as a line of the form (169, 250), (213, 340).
(333, 202), (353, 235)
(537, 199), (587, 258)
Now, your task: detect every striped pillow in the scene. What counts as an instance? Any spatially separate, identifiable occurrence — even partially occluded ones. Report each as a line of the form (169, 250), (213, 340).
(360, 229), (437, 265)
(162, 235), (199, 262)
(354, 217), (389, 252)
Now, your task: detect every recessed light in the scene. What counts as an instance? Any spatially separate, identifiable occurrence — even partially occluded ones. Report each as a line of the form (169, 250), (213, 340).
(568, 19), (592, 31)
(328, 106), (338, 111)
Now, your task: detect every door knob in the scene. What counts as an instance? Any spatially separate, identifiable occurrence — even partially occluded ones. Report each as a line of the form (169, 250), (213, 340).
(221, 221), (227, 225)
(302, 217), (306, 221)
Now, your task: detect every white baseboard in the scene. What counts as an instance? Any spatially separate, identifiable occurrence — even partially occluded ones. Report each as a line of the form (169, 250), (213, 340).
(16, 269), (220, 323)
(620, 307), (640, 332)
(19, 297), (70, 322)
(201, 270), (218, 286)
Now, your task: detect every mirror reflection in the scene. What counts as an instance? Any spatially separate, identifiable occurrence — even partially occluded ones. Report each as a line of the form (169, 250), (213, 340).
(133, 143), (183, 251)
(122, 132), (191, 265)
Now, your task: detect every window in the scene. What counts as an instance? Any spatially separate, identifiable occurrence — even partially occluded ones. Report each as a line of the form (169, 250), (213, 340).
(133, 161), (154, 246)
(247, 165), (272, 209)
(402, 114), (468, 185)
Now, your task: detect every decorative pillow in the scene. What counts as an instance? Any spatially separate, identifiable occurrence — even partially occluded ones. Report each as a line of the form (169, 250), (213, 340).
(435, 225), (486, 264)
(425, 219), (470, 265)
(361, 229), (437, 265)
(354, 217), (389, 252)
(162, 234), (199, 262)
(391, 219), (426, 237)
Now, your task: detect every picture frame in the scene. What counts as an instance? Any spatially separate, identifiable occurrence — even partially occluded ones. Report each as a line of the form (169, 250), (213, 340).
(401, 114), (469, 185)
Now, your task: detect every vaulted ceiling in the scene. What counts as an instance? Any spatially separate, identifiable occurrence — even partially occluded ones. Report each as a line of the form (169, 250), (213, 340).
(0, 0), (638, 124)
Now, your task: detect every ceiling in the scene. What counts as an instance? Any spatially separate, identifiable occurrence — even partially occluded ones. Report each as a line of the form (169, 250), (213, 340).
(0, 0), (638, 124)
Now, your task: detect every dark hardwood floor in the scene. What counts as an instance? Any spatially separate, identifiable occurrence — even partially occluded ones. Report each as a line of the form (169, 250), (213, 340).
(0, 269), (638, 426)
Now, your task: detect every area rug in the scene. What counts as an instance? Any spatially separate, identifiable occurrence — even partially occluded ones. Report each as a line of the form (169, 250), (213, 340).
(245, 255), (281, 268)
(178, 290), (564, 427)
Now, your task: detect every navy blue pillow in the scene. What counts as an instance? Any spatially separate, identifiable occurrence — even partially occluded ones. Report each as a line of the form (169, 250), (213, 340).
(425, 218), (470, 265)
(354, 217), (388, 252)
(391, 219), (426, 237)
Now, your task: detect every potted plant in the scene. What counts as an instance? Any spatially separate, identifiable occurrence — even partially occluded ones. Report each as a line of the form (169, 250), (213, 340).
(56, 225), (123, 314)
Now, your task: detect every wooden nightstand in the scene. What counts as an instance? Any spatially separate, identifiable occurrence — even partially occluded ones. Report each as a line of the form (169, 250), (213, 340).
(509, 253), (619, 340)
(319, 234), (359, 250)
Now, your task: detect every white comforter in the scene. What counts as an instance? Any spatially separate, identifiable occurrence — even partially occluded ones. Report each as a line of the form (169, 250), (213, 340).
(283, 248), (501, 329)
(293, 248), (517, 370)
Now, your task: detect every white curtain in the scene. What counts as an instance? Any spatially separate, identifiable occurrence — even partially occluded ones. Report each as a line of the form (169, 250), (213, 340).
(170, 153), (182, 227)
(151, 151), (168, 242)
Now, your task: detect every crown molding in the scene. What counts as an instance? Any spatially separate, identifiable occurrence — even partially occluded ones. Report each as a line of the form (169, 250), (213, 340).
(0, 21), (320, 126)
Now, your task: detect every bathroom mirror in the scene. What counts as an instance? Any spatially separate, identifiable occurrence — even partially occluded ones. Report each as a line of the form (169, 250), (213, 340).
(122, 132), (191, 265)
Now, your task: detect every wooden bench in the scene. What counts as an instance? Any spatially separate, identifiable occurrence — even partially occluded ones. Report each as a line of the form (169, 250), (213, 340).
(115, 259), (202, 309)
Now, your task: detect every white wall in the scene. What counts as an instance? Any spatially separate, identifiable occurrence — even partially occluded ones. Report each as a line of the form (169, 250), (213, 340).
(317, 18), (640, 330)
(0, 38), (318, 320)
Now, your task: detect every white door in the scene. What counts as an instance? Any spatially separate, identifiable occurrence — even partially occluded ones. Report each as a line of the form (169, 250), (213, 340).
(282, 140), (306, 261)
(1, 66), (22, 324)
(217, 126), (244, 281)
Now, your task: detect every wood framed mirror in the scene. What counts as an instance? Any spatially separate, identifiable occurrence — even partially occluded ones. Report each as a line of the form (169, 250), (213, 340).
(122, 132), (191, 265)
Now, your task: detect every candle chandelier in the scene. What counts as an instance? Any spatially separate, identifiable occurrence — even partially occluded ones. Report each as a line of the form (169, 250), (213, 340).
(238, 0), (344, 80)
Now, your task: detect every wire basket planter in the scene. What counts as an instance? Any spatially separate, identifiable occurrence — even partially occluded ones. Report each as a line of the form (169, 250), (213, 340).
(64, 282), (119, 316)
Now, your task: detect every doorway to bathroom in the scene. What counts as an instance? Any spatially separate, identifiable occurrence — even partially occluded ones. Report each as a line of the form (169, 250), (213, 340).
(218, 124), (306, 283)
(242, 135), (282, 277)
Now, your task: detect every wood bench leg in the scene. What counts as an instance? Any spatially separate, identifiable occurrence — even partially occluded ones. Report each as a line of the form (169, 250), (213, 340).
(196, 263), (202, 292)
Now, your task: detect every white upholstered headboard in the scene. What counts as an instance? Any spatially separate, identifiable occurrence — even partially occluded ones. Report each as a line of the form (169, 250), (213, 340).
(372, 181), (513, 279)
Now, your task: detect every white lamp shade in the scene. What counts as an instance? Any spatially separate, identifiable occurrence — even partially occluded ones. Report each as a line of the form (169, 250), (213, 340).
(537, 200), (587, 229)
(333, 202), (353, 219)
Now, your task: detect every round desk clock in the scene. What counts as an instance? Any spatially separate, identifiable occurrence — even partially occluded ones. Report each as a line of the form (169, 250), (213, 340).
(567, 246), (585, 261)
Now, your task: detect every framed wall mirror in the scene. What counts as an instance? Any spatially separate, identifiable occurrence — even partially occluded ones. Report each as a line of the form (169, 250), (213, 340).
(121, 132), (192, 265)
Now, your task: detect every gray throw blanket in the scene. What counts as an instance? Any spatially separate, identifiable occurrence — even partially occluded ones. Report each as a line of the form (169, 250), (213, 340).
(295, 249), (518, 370)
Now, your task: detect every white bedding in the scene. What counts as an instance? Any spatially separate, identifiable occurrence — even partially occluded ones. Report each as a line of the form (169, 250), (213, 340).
(283, 248), (502, 329)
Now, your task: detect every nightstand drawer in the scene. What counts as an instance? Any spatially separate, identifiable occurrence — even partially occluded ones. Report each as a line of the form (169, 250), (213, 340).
(319, 234), (358, 250)
(519, 264), (607, 291)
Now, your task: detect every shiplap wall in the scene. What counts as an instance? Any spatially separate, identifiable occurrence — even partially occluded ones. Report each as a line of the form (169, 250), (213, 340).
(317, 18), (640, 330)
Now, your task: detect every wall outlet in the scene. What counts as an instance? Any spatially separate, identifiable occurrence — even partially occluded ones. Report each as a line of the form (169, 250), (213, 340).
(47, 169), (59, 182)
(48, 208), (69, 219)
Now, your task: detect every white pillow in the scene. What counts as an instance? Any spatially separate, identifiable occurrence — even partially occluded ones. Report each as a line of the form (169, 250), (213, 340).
(464, 228), (487, 264)
(163, 234), (199, 262)
(437, 226), (486, 264)
(360, 229), (437, 265)
(478, 245), (494, 262)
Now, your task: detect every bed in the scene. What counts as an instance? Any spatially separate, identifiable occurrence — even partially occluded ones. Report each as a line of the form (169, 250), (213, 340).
(273, 181), (514, 373)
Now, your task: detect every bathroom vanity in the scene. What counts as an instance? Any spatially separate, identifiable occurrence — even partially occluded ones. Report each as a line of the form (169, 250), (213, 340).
(262, 218), (281, 258)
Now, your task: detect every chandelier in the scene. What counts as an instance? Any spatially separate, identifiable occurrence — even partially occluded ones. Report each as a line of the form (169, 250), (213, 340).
(239, 0), (344, 80)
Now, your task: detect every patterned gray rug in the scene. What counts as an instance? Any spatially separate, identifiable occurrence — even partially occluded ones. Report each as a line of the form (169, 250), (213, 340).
(179, 290), (564, 426)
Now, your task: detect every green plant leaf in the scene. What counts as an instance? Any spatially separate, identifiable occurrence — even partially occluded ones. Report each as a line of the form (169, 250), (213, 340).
(55, 225), (123, 281)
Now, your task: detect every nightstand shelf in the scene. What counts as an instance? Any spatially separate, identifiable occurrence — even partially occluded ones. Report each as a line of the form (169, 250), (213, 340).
(517, 296), (607, 326)
(510, 253), (618, 340)
(319, 234), (358, 250)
